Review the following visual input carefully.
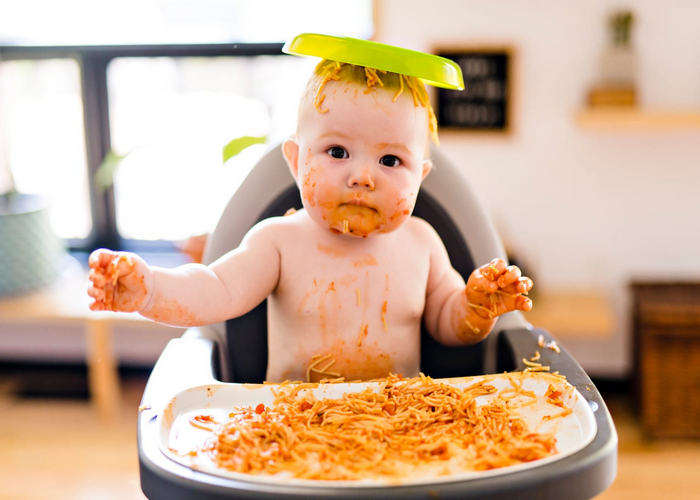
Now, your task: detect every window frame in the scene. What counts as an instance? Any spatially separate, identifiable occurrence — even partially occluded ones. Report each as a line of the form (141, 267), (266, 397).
(0, 42), (285, 253)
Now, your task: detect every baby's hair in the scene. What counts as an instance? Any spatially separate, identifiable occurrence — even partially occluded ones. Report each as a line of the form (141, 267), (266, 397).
(301, 59), (439, 145)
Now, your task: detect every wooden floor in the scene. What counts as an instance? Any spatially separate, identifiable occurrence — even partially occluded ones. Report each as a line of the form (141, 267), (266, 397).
(0, 370), (699, 500)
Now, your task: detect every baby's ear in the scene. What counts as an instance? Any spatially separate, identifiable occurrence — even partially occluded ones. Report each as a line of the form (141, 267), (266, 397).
(421, 159), (433, 181)
(282, 138), (300, 180)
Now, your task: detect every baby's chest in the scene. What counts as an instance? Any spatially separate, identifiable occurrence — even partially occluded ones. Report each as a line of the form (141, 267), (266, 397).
(277, 249), (429, 323)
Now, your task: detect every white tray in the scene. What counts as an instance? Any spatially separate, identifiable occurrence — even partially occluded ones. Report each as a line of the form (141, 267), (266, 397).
(158, 372), (597, 488)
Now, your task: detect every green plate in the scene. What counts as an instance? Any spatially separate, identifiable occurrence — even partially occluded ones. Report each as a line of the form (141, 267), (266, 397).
(282, 33), (464, 90)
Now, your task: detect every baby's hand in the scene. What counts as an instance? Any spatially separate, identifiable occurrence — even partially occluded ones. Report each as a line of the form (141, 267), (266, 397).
(87, 249), (153, 312)
(465, 258), (533, 319)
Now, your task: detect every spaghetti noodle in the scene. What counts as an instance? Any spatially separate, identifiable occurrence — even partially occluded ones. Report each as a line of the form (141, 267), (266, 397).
(185, 373), (567, 480)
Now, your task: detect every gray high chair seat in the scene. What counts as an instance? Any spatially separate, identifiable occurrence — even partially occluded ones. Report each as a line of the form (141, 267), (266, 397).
(137, 144), (617, 499)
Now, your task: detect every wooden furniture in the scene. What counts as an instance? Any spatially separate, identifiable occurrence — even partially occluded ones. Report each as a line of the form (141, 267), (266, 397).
(523, 291), (614, 339)
(631, 282), (700, 438)
(0, 255), (181, 419)
(576, 109), (700, 131)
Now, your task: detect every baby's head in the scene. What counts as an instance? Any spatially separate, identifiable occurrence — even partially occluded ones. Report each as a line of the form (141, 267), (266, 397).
(298, 60), (439, 146)
(283, 59), (439, 238)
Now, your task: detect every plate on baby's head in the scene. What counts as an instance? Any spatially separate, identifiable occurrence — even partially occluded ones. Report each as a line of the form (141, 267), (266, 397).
(158, 372), (597, 488)
(282, 33), (465, 90)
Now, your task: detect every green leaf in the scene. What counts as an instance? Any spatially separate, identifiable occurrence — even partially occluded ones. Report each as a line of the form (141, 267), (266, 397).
(223, 135), (266, 163)
(94, 150), (128, 191)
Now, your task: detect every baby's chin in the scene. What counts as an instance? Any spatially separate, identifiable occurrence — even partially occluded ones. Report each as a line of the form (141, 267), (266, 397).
(304, 203), (411, 239)
(326, 205), (387, 238)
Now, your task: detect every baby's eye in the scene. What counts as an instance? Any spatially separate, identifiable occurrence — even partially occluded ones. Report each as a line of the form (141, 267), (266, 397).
(327, 146), (348, 159)
(379, 155), (401, 167)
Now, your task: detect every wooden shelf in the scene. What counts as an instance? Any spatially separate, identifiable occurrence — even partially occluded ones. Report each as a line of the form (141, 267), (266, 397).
(523, 291), (614, 339)
(576, 109), (700, 130)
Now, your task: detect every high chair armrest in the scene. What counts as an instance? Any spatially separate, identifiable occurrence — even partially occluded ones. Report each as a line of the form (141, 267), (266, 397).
(495, 327), (618, 499)
(497, 327), (597, 388)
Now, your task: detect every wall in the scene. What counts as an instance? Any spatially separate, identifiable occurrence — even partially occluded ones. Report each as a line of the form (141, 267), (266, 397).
(377, 0), (700, 377)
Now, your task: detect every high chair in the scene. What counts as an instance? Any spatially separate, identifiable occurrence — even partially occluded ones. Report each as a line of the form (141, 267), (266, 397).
(137, 144), (617, 499)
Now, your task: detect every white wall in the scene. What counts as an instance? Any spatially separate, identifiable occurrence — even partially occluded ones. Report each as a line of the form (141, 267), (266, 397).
(378, 0), (700, 377)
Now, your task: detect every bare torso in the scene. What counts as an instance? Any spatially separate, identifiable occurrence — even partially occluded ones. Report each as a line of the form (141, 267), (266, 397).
(266, 209), (431, 382)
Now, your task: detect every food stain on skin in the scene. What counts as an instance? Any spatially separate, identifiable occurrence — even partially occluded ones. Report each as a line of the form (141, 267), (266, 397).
(316, 243), (346, 258)
(301, 167), (318, 207)
(297, 279), (320, 315)
(381, 301), (388, 332)
(336, 275), (358, 288)
(306, 353), (342, 382)
(330, 204), (383, 237)
(381, 275), (390, 332)
(452, 291), (483, 340)
(114, 271), (149, 312)
(388, 209), (410, 223)
(307, 345), (394, 382)
(360, 271), (370, 331)
(356, 323), (369, 346)
(353, 254), (377, 268)
(149, 299), (200, 326)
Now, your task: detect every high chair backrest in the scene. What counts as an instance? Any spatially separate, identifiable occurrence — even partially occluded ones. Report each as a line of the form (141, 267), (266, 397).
(202, 143), (523, 383)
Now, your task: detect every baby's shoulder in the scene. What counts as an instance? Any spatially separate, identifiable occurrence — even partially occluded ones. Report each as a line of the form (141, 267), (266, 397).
(403, 216), (442, 241)
(246, 208), (311, 241)
(399, 216), (448, 256)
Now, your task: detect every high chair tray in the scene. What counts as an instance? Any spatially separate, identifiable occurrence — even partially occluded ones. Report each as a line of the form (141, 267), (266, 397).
(156, 372), (596, 488)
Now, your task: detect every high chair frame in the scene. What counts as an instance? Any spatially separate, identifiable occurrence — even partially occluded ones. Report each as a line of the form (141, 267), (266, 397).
(137, 144), (617, 499)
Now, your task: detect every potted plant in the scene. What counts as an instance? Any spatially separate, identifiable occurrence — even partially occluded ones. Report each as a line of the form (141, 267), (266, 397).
(588, 10), (637, 108)
(0, 148), (64, 297)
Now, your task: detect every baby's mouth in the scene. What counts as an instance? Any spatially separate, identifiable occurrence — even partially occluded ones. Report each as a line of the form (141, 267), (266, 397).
(341, 200), (376, 211)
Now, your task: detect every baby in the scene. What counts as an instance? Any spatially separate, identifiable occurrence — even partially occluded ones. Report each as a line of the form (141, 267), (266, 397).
(88, 59), (533, 383)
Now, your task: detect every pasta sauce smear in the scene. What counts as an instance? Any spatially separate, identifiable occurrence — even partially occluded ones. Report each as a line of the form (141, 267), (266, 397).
(185, 373), (568, 481)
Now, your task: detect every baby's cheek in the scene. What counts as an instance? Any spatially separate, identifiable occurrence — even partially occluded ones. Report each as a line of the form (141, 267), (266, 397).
(301, 168), (318, 207)
(383, 196), (414, 231)
(301, 167), (340, 211)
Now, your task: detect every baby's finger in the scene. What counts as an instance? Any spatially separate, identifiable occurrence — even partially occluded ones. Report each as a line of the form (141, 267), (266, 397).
(501, 276), (534, 295)
(103, 281), (115, 311)
(480, 258), (507, 281)
(89, 268), (107, 288)
(116, 253), (135, 277)
(497, 265), (521, 288)
(469, 271), (498, 294)
(516, 295), (533, 312)
(87, 285), (105, 302)
(89, 249), (117, 269)
(519, 276), (534, 294)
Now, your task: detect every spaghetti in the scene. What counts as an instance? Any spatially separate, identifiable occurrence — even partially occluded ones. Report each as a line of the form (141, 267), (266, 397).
(312, 60), (440, 144)
(185, 373), (567, 480)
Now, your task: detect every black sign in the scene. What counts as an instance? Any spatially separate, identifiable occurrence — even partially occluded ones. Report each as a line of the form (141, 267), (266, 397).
(436, 49), (512, 132)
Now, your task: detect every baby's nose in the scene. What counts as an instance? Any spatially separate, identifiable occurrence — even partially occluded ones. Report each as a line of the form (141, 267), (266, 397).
(348, 168), (375, 190)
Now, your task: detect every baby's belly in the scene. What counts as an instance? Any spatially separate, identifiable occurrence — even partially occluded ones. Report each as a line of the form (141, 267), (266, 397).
(266, 320), (422, 383)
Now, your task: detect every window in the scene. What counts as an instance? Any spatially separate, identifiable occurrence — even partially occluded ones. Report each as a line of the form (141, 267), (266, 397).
(0, 58), (92, 240)
(108, 55), (315, 242)
(0, 0), (374, 253)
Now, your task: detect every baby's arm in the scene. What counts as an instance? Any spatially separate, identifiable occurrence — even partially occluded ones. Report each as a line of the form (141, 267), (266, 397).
(422, 224), (532, 346)
(87, 220), (281, 327)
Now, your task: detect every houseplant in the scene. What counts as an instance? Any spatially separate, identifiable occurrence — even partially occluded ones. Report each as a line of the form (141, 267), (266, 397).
(0, 148), (64, 297)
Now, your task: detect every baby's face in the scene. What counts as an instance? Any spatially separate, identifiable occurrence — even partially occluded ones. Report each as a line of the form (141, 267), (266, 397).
(286, 79), (432, 238)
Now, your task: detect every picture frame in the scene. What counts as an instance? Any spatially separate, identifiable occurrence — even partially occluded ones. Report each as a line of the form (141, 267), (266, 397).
(434, 47), (514, 134)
